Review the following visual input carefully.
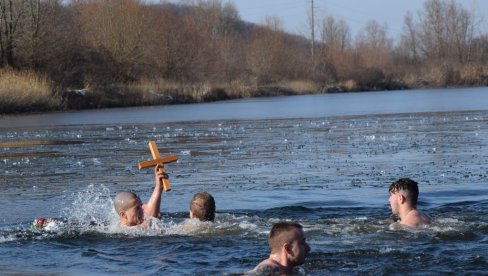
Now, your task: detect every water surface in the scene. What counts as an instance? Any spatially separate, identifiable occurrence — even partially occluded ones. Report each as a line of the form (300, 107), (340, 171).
(1, 88), (488, 274)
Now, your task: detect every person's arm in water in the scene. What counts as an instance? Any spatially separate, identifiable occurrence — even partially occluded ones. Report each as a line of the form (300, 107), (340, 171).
(142, 165), (167, 218)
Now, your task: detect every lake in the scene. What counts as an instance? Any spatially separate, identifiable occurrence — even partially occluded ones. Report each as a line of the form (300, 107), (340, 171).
(1, 87), (488, 274)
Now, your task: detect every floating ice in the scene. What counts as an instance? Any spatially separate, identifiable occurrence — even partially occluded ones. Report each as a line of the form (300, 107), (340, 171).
(364, 135), (376, 141)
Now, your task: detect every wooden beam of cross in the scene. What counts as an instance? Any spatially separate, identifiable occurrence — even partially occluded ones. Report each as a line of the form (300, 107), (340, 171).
(138, 141), (178, 192)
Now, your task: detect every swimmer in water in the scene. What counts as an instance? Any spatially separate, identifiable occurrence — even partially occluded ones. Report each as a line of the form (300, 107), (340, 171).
(114, 165), (216, 229)
(250, 221), (311, 275)
(388, 178), (431, 228)
(114, 165), (167, 228)
(189, 192), (216, 222)
(179, 191), (216, 232)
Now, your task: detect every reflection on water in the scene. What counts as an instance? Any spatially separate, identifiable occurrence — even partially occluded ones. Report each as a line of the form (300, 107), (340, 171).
(1, 89), (488, 274)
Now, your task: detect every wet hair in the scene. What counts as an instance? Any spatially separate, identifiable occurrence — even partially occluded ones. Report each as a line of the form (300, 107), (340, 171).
(189, 192), (216, 222)
(389, 178), (419, 206)
(268, 221), (303, 253)
(114, 191), (139, 213)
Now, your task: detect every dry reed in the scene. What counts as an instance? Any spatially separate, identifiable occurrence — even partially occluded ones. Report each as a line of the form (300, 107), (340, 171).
(341, 79), (358, 91)
(277, 80), (319, 94)
(0, 68), (60, 112)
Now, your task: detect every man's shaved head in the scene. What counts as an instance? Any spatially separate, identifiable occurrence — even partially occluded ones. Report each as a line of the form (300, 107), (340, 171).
(268, 221), (303, 253)
(114, 191), (139, 213)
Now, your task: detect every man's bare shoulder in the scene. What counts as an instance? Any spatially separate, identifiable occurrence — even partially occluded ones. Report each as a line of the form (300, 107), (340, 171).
(248, 259), (281, 276)
(406, 210), (431, 227)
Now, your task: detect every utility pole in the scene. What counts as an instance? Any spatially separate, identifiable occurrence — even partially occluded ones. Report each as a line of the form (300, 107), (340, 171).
(310, 0), (315, 63)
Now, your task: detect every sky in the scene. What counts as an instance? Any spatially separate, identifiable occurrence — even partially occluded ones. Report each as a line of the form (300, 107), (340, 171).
(230, 0), (488, 40)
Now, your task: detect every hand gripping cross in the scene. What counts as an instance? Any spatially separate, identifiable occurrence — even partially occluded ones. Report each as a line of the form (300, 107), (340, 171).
(138, 141), (178, 192)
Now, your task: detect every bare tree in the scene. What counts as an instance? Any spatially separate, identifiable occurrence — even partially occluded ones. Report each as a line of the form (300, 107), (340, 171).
(446, 2), (475, 63)
(399, 11), (419, 62)
(13, 0), (63, 69)
(417, 0), (477, 63)
(79, 0), (145, 78)
(321, 16), (350, 51)
(264, 15), (283, 32)
(190, 0), (239, 40)
(0, 0), (28, 67)
(315, 15), (353, 81)
(355, 20), (393, 69)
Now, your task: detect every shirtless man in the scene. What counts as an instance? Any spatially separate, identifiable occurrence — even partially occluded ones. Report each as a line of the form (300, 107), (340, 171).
(114, 165), (166, 228)
(114, 165), (216, 228)
(251, 221), (311, 275)
(388, 178), (431, 228)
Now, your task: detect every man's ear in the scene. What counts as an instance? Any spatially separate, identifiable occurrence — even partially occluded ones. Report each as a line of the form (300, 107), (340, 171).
(398, 194), (406, 204)
(119, 210), (126, 218)
(189, 210), (196, 219)
(283, 242), (291, 254)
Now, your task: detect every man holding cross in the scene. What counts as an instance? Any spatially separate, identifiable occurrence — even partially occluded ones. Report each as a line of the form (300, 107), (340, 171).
(114, 165), (167, 228)
(114, 141), (216, 228)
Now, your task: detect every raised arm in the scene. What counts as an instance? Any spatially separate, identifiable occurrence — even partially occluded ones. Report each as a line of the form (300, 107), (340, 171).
(142, 165), (167, 218)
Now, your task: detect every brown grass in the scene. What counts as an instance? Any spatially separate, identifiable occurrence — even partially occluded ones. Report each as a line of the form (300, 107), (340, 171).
(127, 78), (180, 104)
(226, 79), (257, 98)
(130, 78), (227, 103)
(341, 79), (358, 91)
(458, 64), (488, 85)
(277, 80), (319, 94)
(400, 66), (441, 88)
(130, 78), (258, 103)
(400, 64), (488, 88)
(0, 68), (60, 113)
(130, 78), (323, 103)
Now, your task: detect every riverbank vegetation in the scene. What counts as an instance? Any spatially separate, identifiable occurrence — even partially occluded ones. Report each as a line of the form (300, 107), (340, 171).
(1, 0), (487, 113)
(0, 68), (60, 113)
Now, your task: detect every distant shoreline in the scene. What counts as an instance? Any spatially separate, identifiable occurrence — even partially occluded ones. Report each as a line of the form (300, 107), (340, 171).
(1, 74), (487, 115)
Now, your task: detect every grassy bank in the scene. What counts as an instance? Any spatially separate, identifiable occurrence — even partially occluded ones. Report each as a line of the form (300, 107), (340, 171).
(61, 79), (323, 110)
(56, 64), (488, 112)
(0, 68), (62, 113)
(1, 65), (487, 114)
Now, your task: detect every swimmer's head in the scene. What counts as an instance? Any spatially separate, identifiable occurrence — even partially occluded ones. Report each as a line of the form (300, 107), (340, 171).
(189, 192), (215, 222)
(114, 191), (144, 226)
(268, 221), (310, 266)
(389, 178), (419, 207)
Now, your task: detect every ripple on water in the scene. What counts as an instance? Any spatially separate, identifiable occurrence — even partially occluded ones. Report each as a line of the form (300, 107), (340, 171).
(1, 109), (488, 274)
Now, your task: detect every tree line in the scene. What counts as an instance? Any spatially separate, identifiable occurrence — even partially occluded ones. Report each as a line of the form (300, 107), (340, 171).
(1, 0), (487, 113)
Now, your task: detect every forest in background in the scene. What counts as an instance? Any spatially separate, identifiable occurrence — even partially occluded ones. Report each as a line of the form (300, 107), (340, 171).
(1, 0), (487, 113)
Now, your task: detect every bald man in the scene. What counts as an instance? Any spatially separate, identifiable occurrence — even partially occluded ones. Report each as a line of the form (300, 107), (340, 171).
(114, 166), (166, 227)
(251, 221), (311, 275)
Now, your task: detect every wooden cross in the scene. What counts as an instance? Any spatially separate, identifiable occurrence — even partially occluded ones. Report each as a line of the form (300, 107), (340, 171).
(138, 141), (178, 192)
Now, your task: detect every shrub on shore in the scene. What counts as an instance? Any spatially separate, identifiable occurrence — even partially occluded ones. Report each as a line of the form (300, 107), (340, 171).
(0, 68), (61, 113)
(2, 65), (487, 114)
